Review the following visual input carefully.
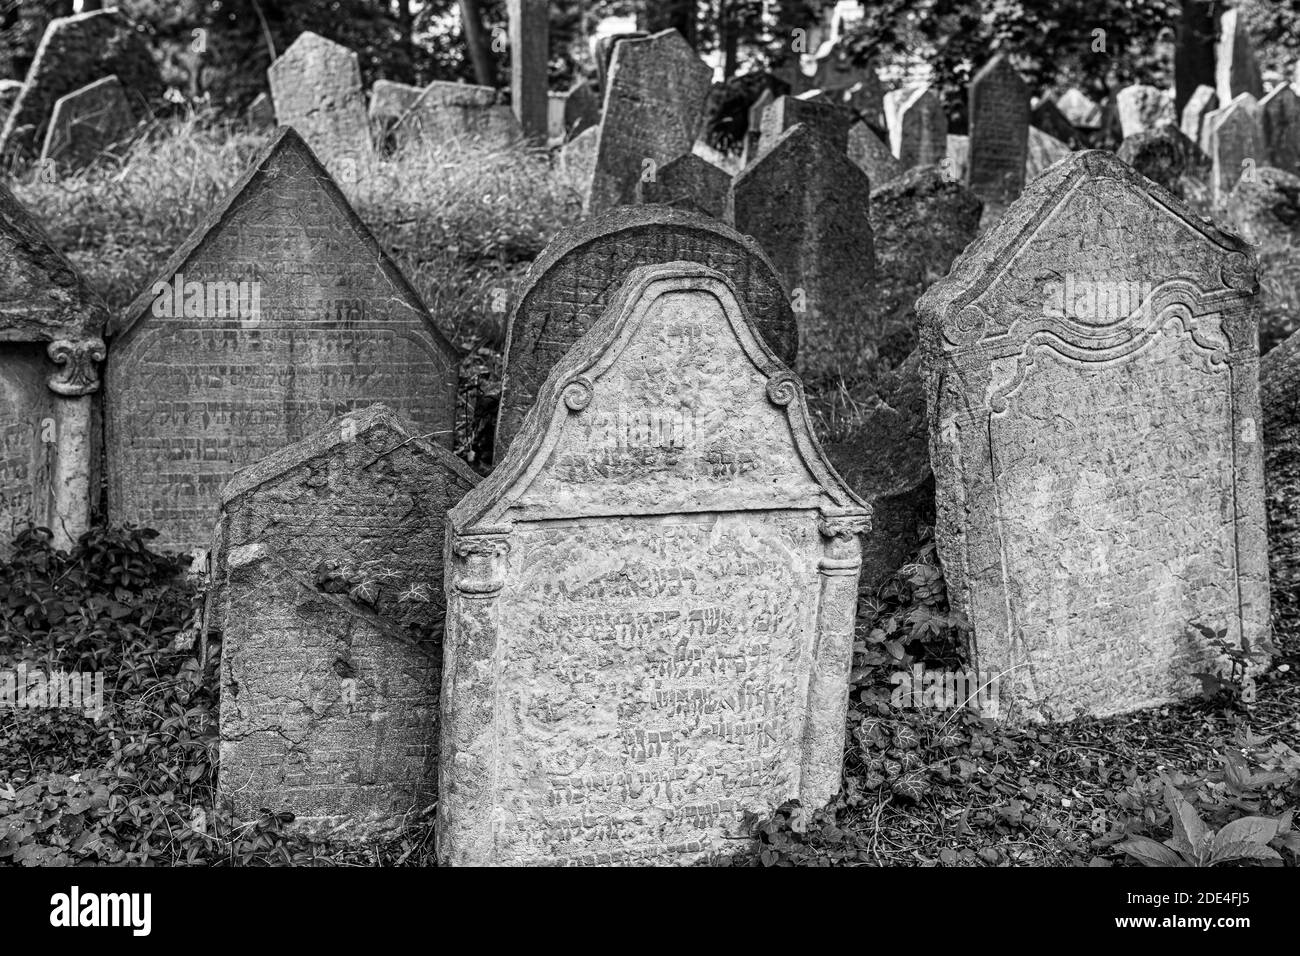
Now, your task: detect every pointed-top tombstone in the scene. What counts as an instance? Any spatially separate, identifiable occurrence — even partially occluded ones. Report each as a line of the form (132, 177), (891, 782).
(967, 54), (1030, 217)
(1031, 97), (1078, 147)
(757, 94), (851, 156)
(891, 86), (947, 168)
(917, 150), (1268, 721)
(40, 75), (137, 172)
(495, 205), (795, 461)
(267, 32), (373, 184)
(246, 90), (275, 127)
(1180, 84), (1218, 145)
(848, 120), (903, 185)
(1207, 93), (1262, 204)
(107, 128), (459, 555)
(742, 88), (774, 166)
(1025, 125), (1071, 184)
(1259, 84), (1300, 178)
(441, 262), (870, 867)
(1215, 8), (1264, 106)
(588, 29), (712, 214)
(634, 152), (731, 220)
(508, 0), (549, 143)
(215, 404), (480, 841)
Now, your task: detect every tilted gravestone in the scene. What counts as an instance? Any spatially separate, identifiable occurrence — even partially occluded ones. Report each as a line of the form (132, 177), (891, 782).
(756, 94), (850, 157)
(593, 30), (648, 95)
(917, 150), (1269, 721)
(0, 182), (105, 555)
(369, 79), (423, 125)
(588, 30), (712, 214)
(246, 91), (275, 128)
(106, 128), (459, 555)
(267, 32), (374, 185)
(215, 404), (480, 841)
(1259, 84), (1300, 178)
(741, 89), (773, 167)
(495, 205), (796, 461)
(967, 55), (1029, 219)
(0, 9), (162, 163)
(440, 262), (870, 866)
(1215, 8), (1263, 107)
(635, 153), (731, 221)
(889, 86), (947, 169)
(1207, 93), (1262, 204)
(849, 121), (903, 186)
(0, 80), (22, 122)
(508, 0), (549, 143)
(39, 75), (137, 172)
(1056, 88), (1102, 130)
(1226, 167), (1300, 355)
(1117, 124), (1211, 206)
(1116, 84), (1175, 138)
(559, 124), (599, 185)
(561, 83), (600, 140)
(733, 124), (874, 377)
(1180, 84), (1218, 145)
(1030, 98), (1077, 147)
(395, 80), (522, 150)
(1262, 329), (1300, 607)
(1025, 125), (1071, 184)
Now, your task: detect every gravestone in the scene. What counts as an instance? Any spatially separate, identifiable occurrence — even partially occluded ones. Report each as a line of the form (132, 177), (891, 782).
(562, 83), (600, 140)
(1262, 329), (1300, 604)
(39, 75), (137, 172)
(1055, 87), (1102, 130)
(757, 94), (851, 157)
(635, 153), (731, 220)
(106, 128), (459, 555)
(246, 91), (275, 127)
(1226, 167), (1300, 355)
(741, 89), (773, 166)
(1025, 125), (1071, 183)
(495, 205), (797, 461)
(734, 124), (874, 377)
(0, 80), (22, 121)
(215, 404), (480, 841)
(917, 149), (1269, 721)
(0, 182), (105, 555)
(1180, 84), (1217, 145)
(1208, 93), (1262, 204)
(0, 9), (163, 163)
(1215, 8), (1263, 107)
(869, 166), (982, 367)
(1259, 84), (1300, 178)
(1117, 124), (1211, 205)
(844, 74), (886, 133)
(593, 30), (648, 95)
(267, 32), (373, 184)
(588, 30), (711, 214)
(945, 134), (970, 183)
(890, 86), (946, 168)
(369, 79), (423, 125)
(1031, 98), (1077, 147)
(508, 0), (548, 143)
(1116, 84), (1175, 138)
(967, 55), (1029, 218)
(548, 92), (566, 140)
(849, 121), (903, 186)
(395, 81), (522, 150)
(440, 262), (870, 866)
(559, 124), (599, 185)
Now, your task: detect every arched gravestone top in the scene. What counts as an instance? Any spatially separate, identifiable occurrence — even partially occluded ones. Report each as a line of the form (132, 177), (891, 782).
(108, 127), (460, 555)
(442, 263), (869, 866)
(918, 149), (1268, 722)
(494, 204), (797, 461)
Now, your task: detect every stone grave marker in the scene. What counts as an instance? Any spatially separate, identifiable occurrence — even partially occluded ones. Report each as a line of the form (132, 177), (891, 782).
(1030, 97), (1077, 146)
(1116, 84), (1175, 138)
(1117, 124), (1211, 205)
(946, 134), (970, 183)
(588, 30), (711, 214)
(1216, 8), (1263, 106)
(0, 8), (163, 163)
(891, 86), (947, 169)
(0, 80), (22, 121)
(593, 30), (648, 95)
(917, 149), (1269, 721)
(1262, 330), (1300, 604)
(440, 262), (870, 866)
(0, 181), (105, 555)
(495, 205), (796, 461)
(1055, 87), (1102, 130)
(1180, 84), (1217, 145)
(562, 83), (600, 140)
(267, 32), (374, 184)
(246, 91), (275, 127)
(848, 121), (903, 186)
(741, 89), (773, 166)
(733, 124), (874, 376)
(635, 153), (731, 220)
(559, 124), (599, 185)
(843, 73), (886, 133)
(508, 0), (548, 143)
(106, 128), (459, 555)
(1259, 84), (1300, 178)
(967, 55), (1029, 218)
(756, 94), (850, 157)
(1208, 93), (1262, 204)
(394, 81), (522, 150)
(1025, 125), (1071, 184)
(1227, 167), (1300, 355)
(215, 404), (479, 841)
(39, 75), (137, 172)
(369, 79), (423, 126)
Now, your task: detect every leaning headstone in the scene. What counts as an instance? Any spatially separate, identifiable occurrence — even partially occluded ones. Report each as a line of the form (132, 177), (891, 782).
(394, 81), (522, 150)
(890, 86), (947, 168)
(1262, 329), (1300, 603)
(440, 262), (870, 866)
(1215, 7), (1264, 106)
(635, 153), (731, 220)
(757, 94), (850, 156)
(246, 91), (275, 127)
(1180, 84), (1217, 145)
(0, 9), (163, 162)
(967, 55), (1029, 218)
(917, 149), (1269, 721)
(0, 79), (22, 121)
(267, 32), (373, 184)
(561, 83), (600, 140)
(106, 128), (459, 555)
(741, 88), (773, 166)
(1055, 87), (1102, 129)
(508, 0), (548, 143)
(369, 79), (423, 125)
(39, 75), (137, 172)
(495, 205), (796, 460)
(215, 405), (480, 841)
(848, 121), (903, 186)
(1226, 166), (1300, 355)
(1116, 84), (1175, 138)
(593, 30), (648, 95)
(1030, 97), (1077, 146)
(559, 124), (599, 185)
(1207, 93), (1262, 204)
(734, 124), (874, 375)
(1117, 124), (1211, 205)
(1259, 84), (1300, 178)
(0, 182), (105, 555)
(588, 30), (712, 214)
(1024, 125), (1071, 183)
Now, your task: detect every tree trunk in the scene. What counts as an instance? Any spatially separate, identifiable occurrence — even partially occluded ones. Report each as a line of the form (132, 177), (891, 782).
(720, 1), (737, 79)
(1174, 0), (1218, 118)
(647, 0), (696, 46)
(459, 0), (495, 87)
(397, 0), (416, 83)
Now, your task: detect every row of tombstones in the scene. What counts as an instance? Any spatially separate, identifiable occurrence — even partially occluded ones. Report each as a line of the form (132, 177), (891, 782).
(4, 111), (1295, 862)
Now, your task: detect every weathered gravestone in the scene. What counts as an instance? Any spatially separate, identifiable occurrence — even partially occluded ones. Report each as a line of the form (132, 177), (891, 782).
(1262, 330), (1300, 607)
(757, 94), (851, 157)
(440, 262), (871, 866)
(246, 91), (275, 128)
(1259, 84), (1300, 178)
(1030, 98), (1078, 147)
(561, 83), (600, 141)
(1215, 8), (1264, 107)
(1116, 84), (1175, 138)
(593, 30), (648, 95)
(395, 81), (522, 150)
(1117, 124), (1211, 206)
(106, 128), (459, 555)
(635, 153), (731, 220)
(741, 89), (773, 166)
(945, 134), (970, 184)
(215, 404), (479, 840)
(1025, 126), (1071, 184)
(39, 75), (137, 172)
(1055, 87), (1102, 130)
(0, 9), (162, 163)
(588, 30), (712, 214)
(369, 79), (423, 126)
(967, 55), (1029, 218)
(559, 124), (599, 185)
(495, 206), (796, 461)
(1180, 84), (1218, 145)
(890, 86), (947, 168)
(508, 0), (548, 143)
(1207, 93), (1262, 204)
(267, 32), (374, 185)
(733, 124), (874, 376)
(0, 80), (23, 122)
(849, 121), (903, 186)
(0, 182), (105, 555)
(917, 150), (1270, 721)
(1226, 166), (1300, 355)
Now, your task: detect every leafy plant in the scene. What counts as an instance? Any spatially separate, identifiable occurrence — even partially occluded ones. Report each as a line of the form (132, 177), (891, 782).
(1117, 777), (1287, 867)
